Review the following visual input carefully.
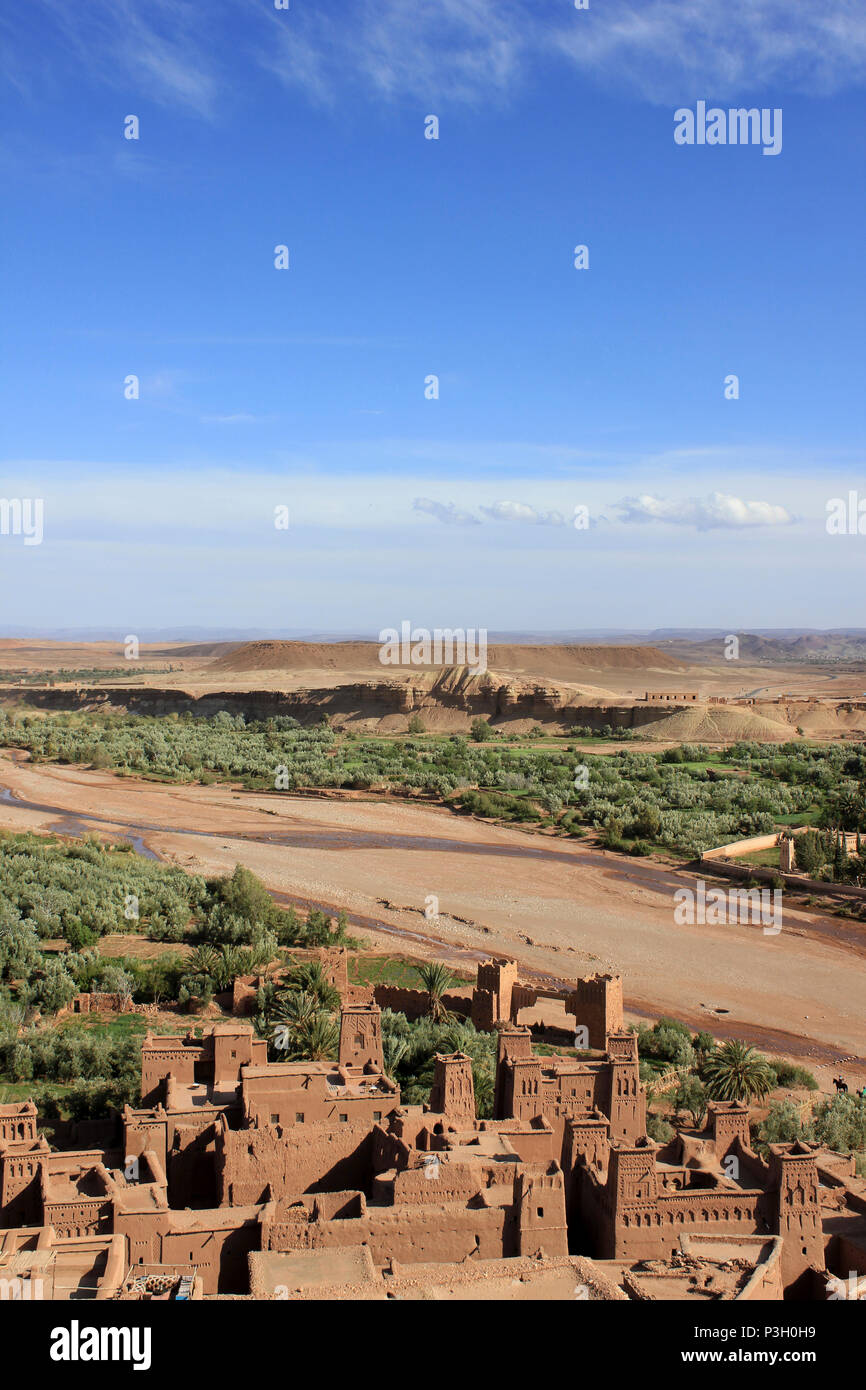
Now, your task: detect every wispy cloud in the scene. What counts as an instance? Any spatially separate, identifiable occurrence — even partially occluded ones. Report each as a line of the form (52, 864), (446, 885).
(479, 501), (566, 526)
(414, 497), (566, 526)
(261, 0), (866, 106)
(6, 0), (865, 119)
(413, 497), (480, 526)
(613, 491), (794, 530)
(553, 0), (866, 102)
(200, 412), (274, 425)
(8, 0), (222, 117)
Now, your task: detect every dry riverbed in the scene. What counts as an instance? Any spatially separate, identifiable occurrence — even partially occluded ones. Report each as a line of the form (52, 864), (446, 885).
(1, 751), (864, 1086)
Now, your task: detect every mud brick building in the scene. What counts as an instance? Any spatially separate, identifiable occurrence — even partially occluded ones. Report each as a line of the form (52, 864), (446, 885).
(3, 963), (865, 1300)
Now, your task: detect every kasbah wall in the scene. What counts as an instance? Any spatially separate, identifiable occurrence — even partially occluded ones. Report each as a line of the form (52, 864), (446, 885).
(2, 959), (865, 1301)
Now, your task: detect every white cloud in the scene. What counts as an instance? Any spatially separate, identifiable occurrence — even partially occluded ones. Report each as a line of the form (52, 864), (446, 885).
(414, 498), (567, 526)
(613, 491), (794, 529)
(480, 501), (566, 526)
(413, 497), (480, 526)
(552, 0), (866, 102)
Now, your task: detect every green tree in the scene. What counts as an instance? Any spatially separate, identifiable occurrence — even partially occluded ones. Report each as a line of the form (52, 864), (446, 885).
(30, 958), (77, 1015)
(416, 961), (455, 1023)
(280, 961), (340, 1012)
(757, 1100), (809, 1149)
(703, 1040), (773, 1104)
(671, 1075), (709, 1128)
(470, 717), (494, 742)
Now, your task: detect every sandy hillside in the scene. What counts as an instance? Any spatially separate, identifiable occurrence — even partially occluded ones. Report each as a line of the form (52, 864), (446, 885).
(209, 640), (689, 678)
(639, 706), (797, 742)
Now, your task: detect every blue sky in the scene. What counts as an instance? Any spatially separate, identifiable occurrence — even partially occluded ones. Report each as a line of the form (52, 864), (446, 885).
(1, 0), (864, 633)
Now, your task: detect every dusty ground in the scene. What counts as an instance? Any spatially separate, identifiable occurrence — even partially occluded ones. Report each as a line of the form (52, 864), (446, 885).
(1, 751), (864, 1088)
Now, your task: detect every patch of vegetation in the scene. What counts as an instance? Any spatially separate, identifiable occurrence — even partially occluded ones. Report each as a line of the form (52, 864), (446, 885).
(378, 1010), (496, 1118)
(5, 712), (862, 859)
(0, 667), (173, 686)
(766, 1057), (819, 1090)
(349, 953), (472, 992)
(756, 1094), (866, 1163)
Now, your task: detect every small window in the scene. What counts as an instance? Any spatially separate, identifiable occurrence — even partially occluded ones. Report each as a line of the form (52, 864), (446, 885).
(355, 1034), (364, 1048)
(373, 1111), (382, 1122)
(537, 1208), (544, 1218)
(270, 1114), (279, 1125)
(339, 1113), (348, 1123)
(295, 1112), (304, 1123)
(231, 1050), (237, 1059)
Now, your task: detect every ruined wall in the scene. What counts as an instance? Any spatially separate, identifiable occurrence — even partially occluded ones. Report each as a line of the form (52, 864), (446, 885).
(217, 1123), (375, 1206)
(69, 992), (133, 1015)
(265, 1201), (513, 1266)
(608, 1191), (767, 1262)
(371, 985), (472, 1021)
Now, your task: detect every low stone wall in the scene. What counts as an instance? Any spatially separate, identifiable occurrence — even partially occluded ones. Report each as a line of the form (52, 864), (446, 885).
(372, 984), (473, 1021)
(61, 994), (159, 1020)
(70, 992), (134, 1015)
(700, 856), (866, 903)
(703, 833), (781, 861)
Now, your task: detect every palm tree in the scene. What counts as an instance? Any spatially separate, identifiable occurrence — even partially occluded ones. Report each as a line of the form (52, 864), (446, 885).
(416, 961), (455, 1023)
(282, 962), (341, 1012)
(268, 990), (339, 1061)
(272, 990), (321, 1033)
(703, 1040), (773, 1104)
(188, 945), (219, 979)
(213, 945), (251, 990)
(247, 932), (278, 974)
(299, 1012), (339, 1062)
(382, 1032), (408, 1080)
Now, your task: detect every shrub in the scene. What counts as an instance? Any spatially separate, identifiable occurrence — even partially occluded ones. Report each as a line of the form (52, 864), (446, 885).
(767, 1058), (819, 1091)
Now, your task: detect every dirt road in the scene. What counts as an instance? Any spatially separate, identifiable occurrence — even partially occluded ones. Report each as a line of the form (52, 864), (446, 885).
(1, 751), (864, 1080)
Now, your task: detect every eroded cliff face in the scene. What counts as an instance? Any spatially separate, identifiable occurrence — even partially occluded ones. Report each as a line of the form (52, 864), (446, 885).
(4, 683), (865, 739)
(0, 672), (658, 732)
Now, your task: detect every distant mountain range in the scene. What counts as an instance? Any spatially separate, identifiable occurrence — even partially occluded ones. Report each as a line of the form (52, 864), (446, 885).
(3, 627), (866, 646)
(659, 633), (866, 663)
